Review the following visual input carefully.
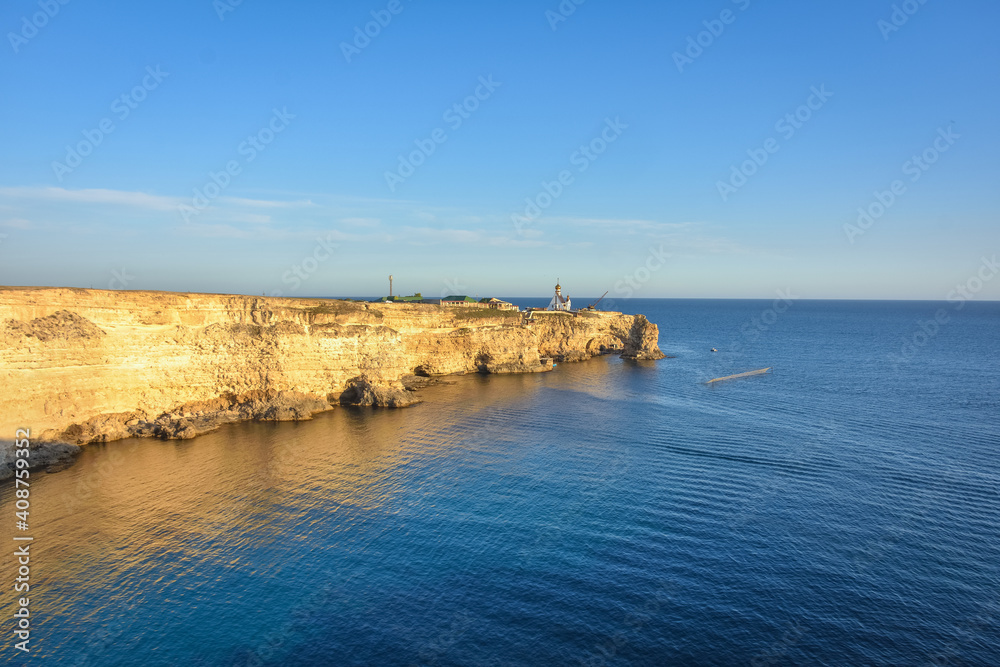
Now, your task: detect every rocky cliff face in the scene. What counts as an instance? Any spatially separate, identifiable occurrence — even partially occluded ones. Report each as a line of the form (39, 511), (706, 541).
(0, 288), (664, 477)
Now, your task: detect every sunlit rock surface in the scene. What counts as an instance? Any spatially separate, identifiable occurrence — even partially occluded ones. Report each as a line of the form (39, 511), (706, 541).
(0, 287), (665, 476)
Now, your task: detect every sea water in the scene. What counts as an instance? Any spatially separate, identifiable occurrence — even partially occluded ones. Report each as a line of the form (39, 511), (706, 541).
(3, 299), (999, 665)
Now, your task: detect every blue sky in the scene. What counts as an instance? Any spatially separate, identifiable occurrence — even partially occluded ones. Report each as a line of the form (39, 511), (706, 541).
(0, 0), (997, 299)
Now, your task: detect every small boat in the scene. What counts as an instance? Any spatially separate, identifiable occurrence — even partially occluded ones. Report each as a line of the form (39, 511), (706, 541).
(710, 348), (718, 352)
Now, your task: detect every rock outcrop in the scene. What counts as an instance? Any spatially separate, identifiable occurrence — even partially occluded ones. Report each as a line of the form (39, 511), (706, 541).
(0, 438), (79, 477)
(339, 375), (419, 408)
(621, 315), (666, 360)
(0, 287), (665, 478)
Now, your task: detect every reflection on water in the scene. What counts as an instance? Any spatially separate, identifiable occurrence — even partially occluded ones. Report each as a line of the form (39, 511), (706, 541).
(3, 301), (1000, 666)
(2, 367), (587, 665)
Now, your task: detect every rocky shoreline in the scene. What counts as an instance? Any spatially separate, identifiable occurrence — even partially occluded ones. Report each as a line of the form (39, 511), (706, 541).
(0, 288), (666, 479)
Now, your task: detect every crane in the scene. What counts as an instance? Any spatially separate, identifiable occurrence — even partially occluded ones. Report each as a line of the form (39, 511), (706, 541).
(585, 291), (609, 311)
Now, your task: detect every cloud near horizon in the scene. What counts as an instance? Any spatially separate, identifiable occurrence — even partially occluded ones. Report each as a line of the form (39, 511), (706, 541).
(0, 184), (742, 252)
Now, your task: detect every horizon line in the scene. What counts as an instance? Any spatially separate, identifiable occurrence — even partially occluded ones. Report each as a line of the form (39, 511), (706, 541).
(2, 285), (997, 303)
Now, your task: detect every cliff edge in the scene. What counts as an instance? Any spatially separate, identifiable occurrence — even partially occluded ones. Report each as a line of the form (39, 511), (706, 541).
(0, 287), (665, 477)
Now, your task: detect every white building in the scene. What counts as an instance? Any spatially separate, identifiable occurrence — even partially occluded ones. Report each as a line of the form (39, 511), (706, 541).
(546, 282), (572, 311)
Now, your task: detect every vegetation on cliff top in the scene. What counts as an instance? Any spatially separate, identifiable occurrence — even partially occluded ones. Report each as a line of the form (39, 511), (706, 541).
(306, 301), (382, 319)
(450, 309), (522, 321)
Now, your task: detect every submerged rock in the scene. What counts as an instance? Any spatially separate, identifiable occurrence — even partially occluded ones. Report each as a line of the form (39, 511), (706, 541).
(0, 439), (80, 480)
(56, 391), (335, 444)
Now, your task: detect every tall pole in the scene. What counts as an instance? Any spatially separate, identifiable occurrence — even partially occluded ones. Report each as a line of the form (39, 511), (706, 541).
(389, 275), (393, 298)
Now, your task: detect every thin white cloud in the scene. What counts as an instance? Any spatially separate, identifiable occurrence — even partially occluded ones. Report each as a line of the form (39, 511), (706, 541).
(340, 217), (381, 228)
(0, 186), (180, 210)
(549, 217), (694, 231)
(1, 218), (32, 229)
(219, 196), (316, 209)
(174, 223), (255, 239)
(486, 236), (547, 248)
(216, 213), (273, 225)
(234, 188), (429, 208)
(0, 187), (323, 215)
(324, 229), (392, 242)
(669, 236), (750, 255)
(536, 217), (754, 255)
(0, 186), (750, 257)
(400, 227), (484, 244)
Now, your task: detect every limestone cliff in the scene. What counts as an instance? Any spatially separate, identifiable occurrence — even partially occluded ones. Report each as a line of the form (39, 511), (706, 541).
(0, 287), (665, 477)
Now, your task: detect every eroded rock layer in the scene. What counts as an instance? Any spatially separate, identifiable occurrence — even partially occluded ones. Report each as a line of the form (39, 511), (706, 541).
(0, 287), (665, 476)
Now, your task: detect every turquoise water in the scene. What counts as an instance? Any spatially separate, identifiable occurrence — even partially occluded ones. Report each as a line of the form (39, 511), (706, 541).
(3, 299), (1000, 665)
